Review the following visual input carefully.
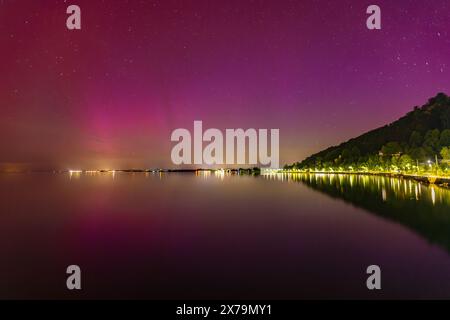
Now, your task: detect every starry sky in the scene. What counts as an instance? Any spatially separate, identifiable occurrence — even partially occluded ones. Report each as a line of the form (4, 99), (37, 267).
(0, 0), (449, 171)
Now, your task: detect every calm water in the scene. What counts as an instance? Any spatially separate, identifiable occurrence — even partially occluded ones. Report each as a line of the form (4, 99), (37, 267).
(1, 172), (450, 299)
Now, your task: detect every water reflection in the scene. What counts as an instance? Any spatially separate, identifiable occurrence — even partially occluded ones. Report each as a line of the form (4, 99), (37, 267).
(3, 171), (450, 298)
(264, 173), (450, 253)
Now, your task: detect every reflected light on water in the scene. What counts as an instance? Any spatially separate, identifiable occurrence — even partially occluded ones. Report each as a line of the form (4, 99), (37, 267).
(261, 173), (450, 207)
(431, 186), (436, 205)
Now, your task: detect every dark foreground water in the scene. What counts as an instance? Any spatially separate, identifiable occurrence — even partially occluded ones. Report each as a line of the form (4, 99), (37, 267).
(1, 172), (450, 299)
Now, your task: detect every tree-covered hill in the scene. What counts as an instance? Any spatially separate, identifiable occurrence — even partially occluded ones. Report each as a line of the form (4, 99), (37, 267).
(286, 93), (450, 170)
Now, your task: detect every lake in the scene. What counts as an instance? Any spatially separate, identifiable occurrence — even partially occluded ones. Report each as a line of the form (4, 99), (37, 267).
(1, 172), (450, 299)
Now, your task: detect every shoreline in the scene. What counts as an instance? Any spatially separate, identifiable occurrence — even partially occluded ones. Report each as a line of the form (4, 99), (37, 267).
(277, 170), (450, 186)
(2, 169), (450, 187)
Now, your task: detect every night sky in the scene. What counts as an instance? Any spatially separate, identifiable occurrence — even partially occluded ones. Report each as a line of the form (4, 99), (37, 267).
(1, 0), (449, 171)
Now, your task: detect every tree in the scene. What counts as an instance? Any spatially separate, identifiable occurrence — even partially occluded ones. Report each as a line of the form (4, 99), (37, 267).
(341, 148), (352, 163)
(440, 107), (450, 128)
(423, 129), (440, 154)
(409, 131), (423, 147)
(410, 147), (427, 161)
(315, 157), (323, 168)
(351, 146), (361, 159)
(440, 129), (450, 147)
(429, 92), (449, 105)
(367, 155), (381, 169)
(381, 142), (402, 155)
(441, 147), (450, 161)
(399, 154), (413, 170)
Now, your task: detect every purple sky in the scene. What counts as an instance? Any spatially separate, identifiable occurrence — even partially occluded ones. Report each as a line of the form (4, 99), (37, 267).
(1, 0), (449, 170)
